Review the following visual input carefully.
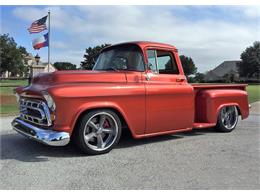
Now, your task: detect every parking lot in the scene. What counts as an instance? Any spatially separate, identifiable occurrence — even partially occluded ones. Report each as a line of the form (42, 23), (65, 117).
(0, 103), (259, 189)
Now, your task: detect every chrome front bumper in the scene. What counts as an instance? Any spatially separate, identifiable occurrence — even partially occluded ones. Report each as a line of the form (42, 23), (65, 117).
(12, 118), (70, 146)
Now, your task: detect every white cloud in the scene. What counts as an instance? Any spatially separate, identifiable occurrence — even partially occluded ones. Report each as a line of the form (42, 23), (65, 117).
(243, 6), (260, 19)
(52, 41), (68, 49)
(12, 6), (47, 21)
(12, 5), (260, 72)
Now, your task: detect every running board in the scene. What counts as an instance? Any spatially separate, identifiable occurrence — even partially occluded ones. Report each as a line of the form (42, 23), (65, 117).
(193, 123), (216, 129)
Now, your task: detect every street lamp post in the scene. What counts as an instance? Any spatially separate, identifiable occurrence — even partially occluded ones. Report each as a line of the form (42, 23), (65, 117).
(29, 54), (41, 84)
(35, 53), (40, 65)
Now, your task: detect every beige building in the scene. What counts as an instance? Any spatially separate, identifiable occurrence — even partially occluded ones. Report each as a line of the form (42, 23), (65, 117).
(1, 53), (56, 78)
(24, 53), (56, 77)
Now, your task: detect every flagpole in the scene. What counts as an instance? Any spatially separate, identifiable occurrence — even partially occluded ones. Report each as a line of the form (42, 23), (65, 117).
(48, 11), (50, 72)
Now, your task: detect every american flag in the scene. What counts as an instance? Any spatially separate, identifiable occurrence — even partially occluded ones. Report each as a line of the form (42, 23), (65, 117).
(28, 15), (48, 34)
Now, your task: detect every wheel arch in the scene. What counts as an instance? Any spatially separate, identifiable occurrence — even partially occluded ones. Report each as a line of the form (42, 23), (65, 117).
(216, 103), (241, 122)
(70, 103), (133, 137)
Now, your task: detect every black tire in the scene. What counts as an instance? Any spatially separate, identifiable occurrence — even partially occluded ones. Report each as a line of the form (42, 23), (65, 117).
(216, 106), (239, 133)
(73, 109), (122, 155)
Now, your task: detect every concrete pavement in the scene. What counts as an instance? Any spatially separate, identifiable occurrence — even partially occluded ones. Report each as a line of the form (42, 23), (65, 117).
(0, 102), (259, 189)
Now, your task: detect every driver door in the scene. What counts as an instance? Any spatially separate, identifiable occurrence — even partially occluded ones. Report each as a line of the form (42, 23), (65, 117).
(144, 49), (194, 134)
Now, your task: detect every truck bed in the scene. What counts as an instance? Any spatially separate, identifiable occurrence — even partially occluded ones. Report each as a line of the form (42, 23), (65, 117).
(192, 83), (247, 90)
(191, 83), (248, 129)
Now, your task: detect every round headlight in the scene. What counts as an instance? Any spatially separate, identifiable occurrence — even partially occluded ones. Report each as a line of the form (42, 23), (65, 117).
(42, 91), (56, 111)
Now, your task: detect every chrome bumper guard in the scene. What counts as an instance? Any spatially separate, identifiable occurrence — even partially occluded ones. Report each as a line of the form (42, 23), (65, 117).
(12, 118), (70, 146)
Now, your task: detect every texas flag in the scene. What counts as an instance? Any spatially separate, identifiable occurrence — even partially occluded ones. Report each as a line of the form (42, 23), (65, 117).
(32, 33), (49, 50)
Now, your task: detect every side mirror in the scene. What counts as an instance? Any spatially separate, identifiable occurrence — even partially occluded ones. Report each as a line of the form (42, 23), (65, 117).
(146, 63), (153, 71)
(146, 63), (158, 74)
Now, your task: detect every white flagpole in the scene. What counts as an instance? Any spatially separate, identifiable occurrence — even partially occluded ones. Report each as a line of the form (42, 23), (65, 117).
(48, 11), (50, 72)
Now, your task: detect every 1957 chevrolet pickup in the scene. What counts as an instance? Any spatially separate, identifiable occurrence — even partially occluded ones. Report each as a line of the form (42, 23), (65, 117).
(12, 41), (249, 154)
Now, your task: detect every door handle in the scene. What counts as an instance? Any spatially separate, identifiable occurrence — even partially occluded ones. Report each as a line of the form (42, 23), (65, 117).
(176, 78), (185, 82)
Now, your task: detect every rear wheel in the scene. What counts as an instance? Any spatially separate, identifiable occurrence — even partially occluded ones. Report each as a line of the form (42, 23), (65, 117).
(216, 106), (239, 132)
(74, 109), (122, 155)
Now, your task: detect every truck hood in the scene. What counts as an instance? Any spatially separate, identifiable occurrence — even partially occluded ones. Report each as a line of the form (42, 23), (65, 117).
(16, 70), (127, 97)
(31, 70), (127, 86)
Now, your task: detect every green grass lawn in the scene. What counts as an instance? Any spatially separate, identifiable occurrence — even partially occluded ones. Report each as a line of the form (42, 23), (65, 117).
(1, 86), (17, 95)
(0, 104), (19, 116)
(247, 85), (260, 103)
(0, 79), (28, 87)
(0, 79), (28, 95)
(0, 79), (28, 116)
(0, 80), (259, 116)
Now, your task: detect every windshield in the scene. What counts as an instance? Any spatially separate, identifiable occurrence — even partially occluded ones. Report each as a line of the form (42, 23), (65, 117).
(93, 45), (145, 71)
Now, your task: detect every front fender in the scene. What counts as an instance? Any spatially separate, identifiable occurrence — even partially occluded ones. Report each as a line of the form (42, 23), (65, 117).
(47, 81), (146, 136)
(70, 101), (136, 136)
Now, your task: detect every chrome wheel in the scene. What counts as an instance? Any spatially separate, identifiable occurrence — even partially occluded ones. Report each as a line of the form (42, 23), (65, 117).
(83, 112), (118, 152)
(220, 106), (238, 130)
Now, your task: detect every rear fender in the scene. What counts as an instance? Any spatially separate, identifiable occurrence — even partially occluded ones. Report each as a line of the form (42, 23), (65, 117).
(196, 89), (249, 124)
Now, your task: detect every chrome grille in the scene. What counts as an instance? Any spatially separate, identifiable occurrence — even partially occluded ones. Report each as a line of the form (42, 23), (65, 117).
(19, 98), (52, 126)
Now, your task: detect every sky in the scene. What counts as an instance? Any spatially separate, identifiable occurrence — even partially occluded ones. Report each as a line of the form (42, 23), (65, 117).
(1, 5), (260, 73)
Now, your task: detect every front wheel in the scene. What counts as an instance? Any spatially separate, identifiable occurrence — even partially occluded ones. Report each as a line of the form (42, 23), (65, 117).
(216, 106), (239, 132)
(74, 109), (122, 155)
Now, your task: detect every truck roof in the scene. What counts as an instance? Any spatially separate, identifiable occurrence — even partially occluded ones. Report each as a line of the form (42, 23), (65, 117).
(103, 41), (177, 51)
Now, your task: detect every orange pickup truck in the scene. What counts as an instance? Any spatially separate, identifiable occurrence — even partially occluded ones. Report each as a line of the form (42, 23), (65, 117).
(12, 41), (249, 155)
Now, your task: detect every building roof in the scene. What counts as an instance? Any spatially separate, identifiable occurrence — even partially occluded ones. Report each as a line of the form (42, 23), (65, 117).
(209, 60), (240, 77)
(204, 60), (241, 81)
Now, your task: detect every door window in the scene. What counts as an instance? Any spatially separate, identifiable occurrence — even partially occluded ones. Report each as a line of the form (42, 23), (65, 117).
(147, 50), (157, 72)
(146, 49), (179, 74)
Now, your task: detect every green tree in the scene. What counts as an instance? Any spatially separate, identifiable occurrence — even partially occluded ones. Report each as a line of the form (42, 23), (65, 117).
(18, 46), (27, 55)
(223, 73), (232, 83)
(80, 44), (111, 70)
(237, 41), (260, 78)
(53, 62), (77, 70)
(194, 72), (205, 83)
(179, 55), (197, 76)
(222, 73), (236, 83)
(19, 46), (30, 77)
(0, 34), (28, 76)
